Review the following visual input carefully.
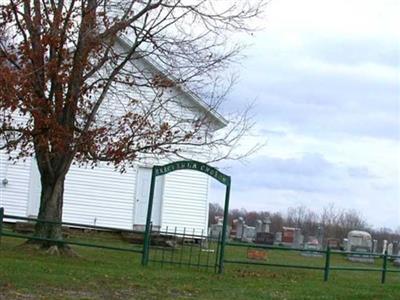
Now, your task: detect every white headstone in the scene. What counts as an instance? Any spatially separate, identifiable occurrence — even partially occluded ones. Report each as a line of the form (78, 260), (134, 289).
(275, 232), (282, 243)
(242, 225), (256, 242)
(261, 218), (271, 233)
(343, 238), (349, 252)
(372, 239), (378, 253)
(255, 220), (262, 233)
(387, 243), (393, 256)
(235, 217), (245, 240)
(382, 240), (388, 254)
(293, 230), (303, 248)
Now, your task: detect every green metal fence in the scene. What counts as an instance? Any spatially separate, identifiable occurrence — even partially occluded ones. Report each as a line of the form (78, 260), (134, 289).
(141, 160), (231, 275)
(1, 207), (399, 283)
(0, 207), (143, 255)
(146, 226), (222, 272)
(223, 241), (400, 284)
(0, 207), (222, 271)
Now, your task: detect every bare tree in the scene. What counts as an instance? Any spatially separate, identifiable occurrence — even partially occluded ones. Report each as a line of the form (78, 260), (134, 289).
(269, 212), (283, 233)
(208, 202), (224, 226)
(208, 203), (398, 246)
(285, 205), (319, 238)
(321, 204), (368, 240)
(0, 0), (265, 253)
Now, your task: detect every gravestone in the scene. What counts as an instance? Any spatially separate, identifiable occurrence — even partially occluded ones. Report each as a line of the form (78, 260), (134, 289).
(382, 240), (388, 254)
(347, 230), (374, 263)
(275, 232), (282, 244)
(372, 239), (378, 253)
(293, 230), (304, 248)
(347, 230), (372, 252)
(316, 225), (324, 246)
(209, 217), (230, 240)
(209, 224), (221, 239)
(301, 238), (323, 257)
(261, 217), (271, 233)
(242, 225), (256, 243)
(254, 218), (273, 244)
(255, 220), (262, 233)
(231, 217), (256, 243)
(282, 227), (295, 244)
(326, 238), (341, 250)
(393, 242), (399, 256)
(387, 243), (393, 256)
(235, 217), (245, 240)
(281, 227), (302, 247)
(343, 238), (349, 252)
(394, 248), (400, 267)
(255, 232), (274, 245)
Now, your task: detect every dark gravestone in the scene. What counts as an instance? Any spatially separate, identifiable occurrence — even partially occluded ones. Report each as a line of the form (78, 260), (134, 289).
(326, 238), (341, 250)
(255, 232), (274, 245)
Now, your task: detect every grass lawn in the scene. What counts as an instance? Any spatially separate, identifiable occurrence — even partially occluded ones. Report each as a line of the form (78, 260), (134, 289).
(0, 233), (399, 300)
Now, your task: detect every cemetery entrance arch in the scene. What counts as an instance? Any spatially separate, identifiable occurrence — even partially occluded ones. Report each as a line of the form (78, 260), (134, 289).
(141, 160), (231, 273)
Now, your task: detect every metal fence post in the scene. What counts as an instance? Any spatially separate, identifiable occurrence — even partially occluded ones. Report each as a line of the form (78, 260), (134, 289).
(218, 181), (231, 274)
(218, 180), (231, 274)
(142, 168), (156, 266)
(381, 250), (388, 284)
(324, 246), (331, 282)
(214, 231), (221, 273)
(0, 207), (4, 245)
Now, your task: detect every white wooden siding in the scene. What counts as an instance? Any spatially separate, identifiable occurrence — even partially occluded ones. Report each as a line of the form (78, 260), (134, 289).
(27, 159), (41, 216)
(1, 150), (211, 233)
(62, 164), (137, 230)
(0, 151), (31, 217)
(161, 170), (209, 235)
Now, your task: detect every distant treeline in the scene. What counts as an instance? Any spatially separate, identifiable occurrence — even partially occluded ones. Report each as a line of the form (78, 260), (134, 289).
(209, 203), (400, 243)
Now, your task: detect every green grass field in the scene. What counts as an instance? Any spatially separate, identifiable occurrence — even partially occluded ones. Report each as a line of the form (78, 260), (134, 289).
(0, 233), (399, 300)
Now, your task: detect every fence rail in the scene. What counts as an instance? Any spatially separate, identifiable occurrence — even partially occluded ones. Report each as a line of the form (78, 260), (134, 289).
(224, 241), (400, 284)
(2, 213), (144, 234)
(0, 208), (144, 255)
(1, 208), (399, 283)
(147, 226), (221, 271)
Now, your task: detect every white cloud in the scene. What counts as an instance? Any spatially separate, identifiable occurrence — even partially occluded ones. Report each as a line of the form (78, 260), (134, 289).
(214, 0), (400, 229)
(294, 60), (399, 83)
(264, 0), (400, 38)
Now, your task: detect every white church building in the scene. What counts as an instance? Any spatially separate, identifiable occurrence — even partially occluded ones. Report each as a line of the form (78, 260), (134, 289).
(0, 37), (227, 235)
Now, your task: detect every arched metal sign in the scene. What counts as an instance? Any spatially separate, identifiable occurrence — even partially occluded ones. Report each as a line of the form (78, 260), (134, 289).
(141, 160), (231, 273)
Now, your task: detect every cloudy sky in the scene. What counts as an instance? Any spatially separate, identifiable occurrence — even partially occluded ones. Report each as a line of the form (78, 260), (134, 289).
(210, 0), (400, 230)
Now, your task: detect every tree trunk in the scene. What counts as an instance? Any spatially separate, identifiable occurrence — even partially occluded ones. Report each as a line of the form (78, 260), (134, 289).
(31, 173), (67, 250)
